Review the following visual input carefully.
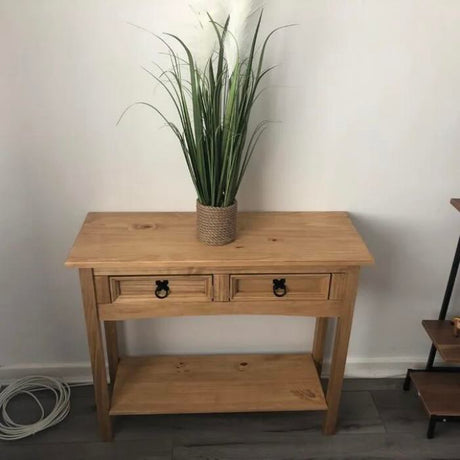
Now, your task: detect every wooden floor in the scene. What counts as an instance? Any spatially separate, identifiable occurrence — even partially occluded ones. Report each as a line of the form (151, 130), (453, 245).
(2, 378), (460, 459)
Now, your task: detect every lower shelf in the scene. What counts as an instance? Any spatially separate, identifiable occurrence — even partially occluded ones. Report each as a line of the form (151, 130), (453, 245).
(411, 371), (460, 416)
(110, 353), (327, 415)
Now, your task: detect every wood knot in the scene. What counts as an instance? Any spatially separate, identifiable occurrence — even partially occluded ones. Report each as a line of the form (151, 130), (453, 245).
(131, 223), (153, 230)
(291, 388), (316, 400)
(175, 361), (190, 373)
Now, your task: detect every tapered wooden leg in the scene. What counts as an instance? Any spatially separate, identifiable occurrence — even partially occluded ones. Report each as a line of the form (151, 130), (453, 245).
(322, 268), (360, 435)
(79, 268), (112, 441)
(94, 275), (119, 385)
(312, 318), (329, 375)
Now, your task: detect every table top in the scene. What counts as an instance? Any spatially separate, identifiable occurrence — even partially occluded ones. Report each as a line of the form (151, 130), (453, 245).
(451, 198), (460, 213)
(65, 212), (374, 270)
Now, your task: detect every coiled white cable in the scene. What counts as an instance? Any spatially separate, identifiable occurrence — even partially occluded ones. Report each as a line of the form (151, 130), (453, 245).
(0, 376), (71, 441)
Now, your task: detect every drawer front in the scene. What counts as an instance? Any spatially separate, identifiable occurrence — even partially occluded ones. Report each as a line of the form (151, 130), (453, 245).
(230, 274), (331, 301)
(110, 275), (213, 303)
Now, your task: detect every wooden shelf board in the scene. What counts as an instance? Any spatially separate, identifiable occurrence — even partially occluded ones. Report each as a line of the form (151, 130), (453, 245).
(451, 198), (460, 212)
(422, 320), (460, 363)
(110, 353), (327, 416)
(411, 372), (460, 416)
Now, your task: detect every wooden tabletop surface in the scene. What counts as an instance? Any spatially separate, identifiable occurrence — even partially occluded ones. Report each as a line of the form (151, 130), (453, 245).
(451, 198), (460, 212)
(65, 212), (374, 269)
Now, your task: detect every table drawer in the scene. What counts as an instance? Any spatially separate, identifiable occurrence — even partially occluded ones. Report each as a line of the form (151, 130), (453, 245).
(110, 275), (213, 303)
(230, 274), (331, 301)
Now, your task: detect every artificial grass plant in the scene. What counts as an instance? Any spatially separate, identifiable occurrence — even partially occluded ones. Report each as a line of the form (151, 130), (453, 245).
(119, 10), (290, 207)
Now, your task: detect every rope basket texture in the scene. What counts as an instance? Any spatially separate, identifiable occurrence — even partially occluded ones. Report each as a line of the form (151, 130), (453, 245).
(196, 200), (237, 246)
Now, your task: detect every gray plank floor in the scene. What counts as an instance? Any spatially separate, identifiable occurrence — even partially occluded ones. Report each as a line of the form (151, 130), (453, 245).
(1, 379), (460, 460)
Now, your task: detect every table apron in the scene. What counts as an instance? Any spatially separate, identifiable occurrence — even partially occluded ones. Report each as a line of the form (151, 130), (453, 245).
(98, 299), (346, 321)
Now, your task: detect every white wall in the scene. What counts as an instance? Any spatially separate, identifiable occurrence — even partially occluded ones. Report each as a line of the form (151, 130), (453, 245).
(1, 0), (459, 380)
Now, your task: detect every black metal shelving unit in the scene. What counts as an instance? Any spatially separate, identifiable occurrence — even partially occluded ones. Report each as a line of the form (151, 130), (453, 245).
(403, 198), (460, 439)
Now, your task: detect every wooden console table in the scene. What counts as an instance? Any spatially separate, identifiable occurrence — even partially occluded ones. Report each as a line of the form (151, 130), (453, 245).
(65, 212), (373, 441)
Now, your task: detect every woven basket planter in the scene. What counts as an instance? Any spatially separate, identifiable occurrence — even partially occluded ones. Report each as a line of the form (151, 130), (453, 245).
(196, 200), (237, 246)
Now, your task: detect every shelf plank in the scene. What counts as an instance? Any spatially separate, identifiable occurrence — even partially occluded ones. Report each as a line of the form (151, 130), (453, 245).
(422, 320), (460, 363)
(110, 353), (327, 415)
(411, 372), (460, 416)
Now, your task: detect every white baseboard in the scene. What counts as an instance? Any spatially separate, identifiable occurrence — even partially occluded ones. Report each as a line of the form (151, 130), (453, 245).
(0, 356), (428, 384)
(0, 362), (95, 385)
(323, 356), (427, 378)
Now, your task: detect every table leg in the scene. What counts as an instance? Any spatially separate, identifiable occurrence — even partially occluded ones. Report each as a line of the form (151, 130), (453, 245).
(79, 268), (112, 441)
(95, 275), (119, 385)
(312, 318), (329, 375)
(322, 268), (360, 435)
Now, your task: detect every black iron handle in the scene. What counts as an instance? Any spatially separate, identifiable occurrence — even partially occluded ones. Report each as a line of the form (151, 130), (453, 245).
(154, 280), (170, 299)
(273, 278), (287, 297)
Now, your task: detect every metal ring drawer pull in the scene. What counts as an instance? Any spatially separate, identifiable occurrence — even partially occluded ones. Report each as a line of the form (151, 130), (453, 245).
(154, 280), (170, 299)
(272, 278), (287, 297)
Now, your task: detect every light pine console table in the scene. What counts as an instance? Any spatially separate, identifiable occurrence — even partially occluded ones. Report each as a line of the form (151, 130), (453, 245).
(65, 212), (373, 441)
